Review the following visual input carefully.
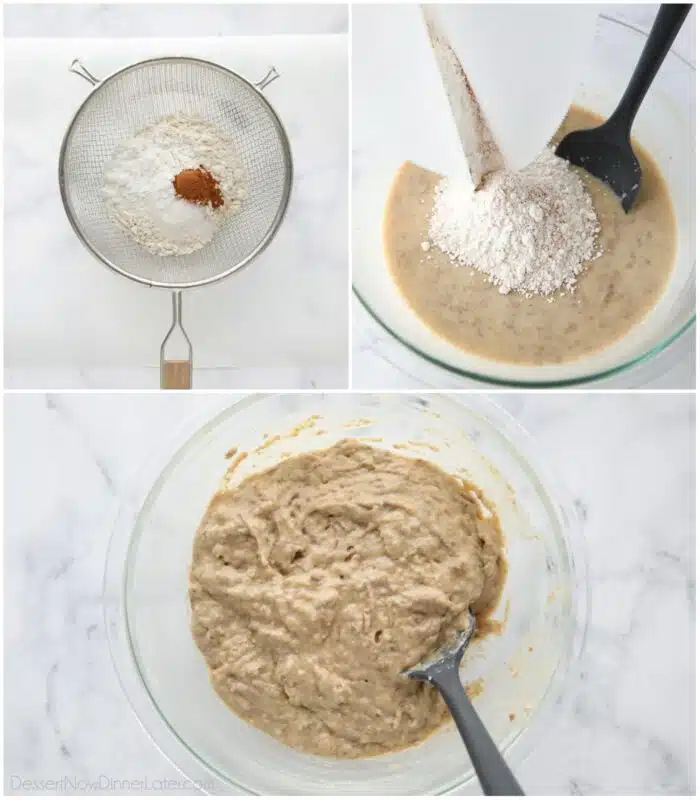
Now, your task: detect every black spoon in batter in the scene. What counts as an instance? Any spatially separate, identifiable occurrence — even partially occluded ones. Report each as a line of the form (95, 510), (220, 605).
(556, 4), (691, 212)
(404, 611), (524, 796)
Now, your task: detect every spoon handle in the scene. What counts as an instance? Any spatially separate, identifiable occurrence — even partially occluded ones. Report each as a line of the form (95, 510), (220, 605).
(610, 4), (691, 129)
(432, 666), (524, 796)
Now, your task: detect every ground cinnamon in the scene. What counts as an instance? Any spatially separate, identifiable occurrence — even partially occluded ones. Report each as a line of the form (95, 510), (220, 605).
(173, 165), (224, 209)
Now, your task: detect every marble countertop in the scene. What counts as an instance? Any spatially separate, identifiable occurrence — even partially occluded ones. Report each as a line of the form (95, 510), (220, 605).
(3, 4), (349, 390)
(5, 392), (694, 795)
(352, 4), (696, 390)
(3, 3), (349, 38)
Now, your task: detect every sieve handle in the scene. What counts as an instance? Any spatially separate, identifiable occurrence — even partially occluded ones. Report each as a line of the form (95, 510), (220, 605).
(255, 66), (280, 91)
(160, 291), (193, 390)
(69, 59), (101, 86)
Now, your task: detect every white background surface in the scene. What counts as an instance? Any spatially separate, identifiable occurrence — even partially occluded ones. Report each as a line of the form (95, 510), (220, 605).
(4, 392), (695, 795)
(352, 3), (697, 390)
(3, 4), (349, 390)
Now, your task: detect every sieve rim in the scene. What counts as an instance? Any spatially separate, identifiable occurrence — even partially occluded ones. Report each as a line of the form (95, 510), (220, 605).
(58, 55), (294, 289)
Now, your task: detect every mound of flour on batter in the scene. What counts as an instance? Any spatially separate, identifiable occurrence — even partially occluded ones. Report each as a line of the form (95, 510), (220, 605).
(189, 439), (506, 758)
(429, 147), (601, 295)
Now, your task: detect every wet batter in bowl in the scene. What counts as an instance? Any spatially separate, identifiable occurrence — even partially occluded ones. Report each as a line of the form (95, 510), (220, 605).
(189, 439), (506, 758)
(384, 106), (677, 365)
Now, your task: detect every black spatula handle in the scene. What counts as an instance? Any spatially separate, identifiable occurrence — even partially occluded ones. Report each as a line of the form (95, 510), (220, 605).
(610, 4), (691, 129)
(431, 665), (524, 796)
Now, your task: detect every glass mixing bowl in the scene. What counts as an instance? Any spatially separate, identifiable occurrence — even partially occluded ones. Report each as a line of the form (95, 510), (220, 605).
(104, 394), (588, 794)
(352, 10), (695, 387)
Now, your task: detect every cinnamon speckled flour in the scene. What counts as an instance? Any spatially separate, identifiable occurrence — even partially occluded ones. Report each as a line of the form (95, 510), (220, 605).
(103, 115), (246, 256)
(429, 147), (601, 295)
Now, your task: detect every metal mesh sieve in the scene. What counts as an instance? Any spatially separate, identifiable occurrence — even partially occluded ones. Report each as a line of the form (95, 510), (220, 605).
(59, 57), (293, 288)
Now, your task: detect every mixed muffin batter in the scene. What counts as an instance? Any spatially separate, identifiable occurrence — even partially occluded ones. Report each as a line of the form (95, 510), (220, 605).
(189, 439), (506, 758)
(384, 106), (676, 365)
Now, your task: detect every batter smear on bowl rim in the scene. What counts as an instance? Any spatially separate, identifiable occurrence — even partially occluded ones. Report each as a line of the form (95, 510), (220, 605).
(189, 439), (506, 758)
(384, 106), (676, 366)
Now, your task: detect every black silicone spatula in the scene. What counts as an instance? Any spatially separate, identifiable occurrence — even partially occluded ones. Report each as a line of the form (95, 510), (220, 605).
(404, 611), (524, 796)
(556, 4), (691, 212)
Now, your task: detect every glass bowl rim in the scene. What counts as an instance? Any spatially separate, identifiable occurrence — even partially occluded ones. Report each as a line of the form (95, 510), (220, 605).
(103, 393), (590, 794)
(352, 13), (696, 389)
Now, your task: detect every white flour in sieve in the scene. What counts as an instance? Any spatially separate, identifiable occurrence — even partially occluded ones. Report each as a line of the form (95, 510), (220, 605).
(428, 147), (601, 295)
(103, 115), (246, 257)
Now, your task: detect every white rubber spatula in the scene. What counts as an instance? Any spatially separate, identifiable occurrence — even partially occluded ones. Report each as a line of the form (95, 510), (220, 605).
(422, 4), (599, 187)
